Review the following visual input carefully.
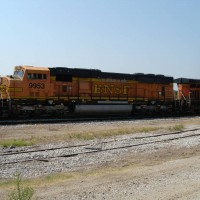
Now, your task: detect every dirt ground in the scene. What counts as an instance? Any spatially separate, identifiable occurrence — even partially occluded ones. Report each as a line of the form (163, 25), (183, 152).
(1, 117), (200, 200)
(34, 146), (200, 200)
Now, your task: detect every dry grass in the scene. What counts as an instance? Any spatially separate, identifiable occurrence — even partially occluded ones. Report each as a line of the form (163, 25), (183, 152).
(0, 163), (135, 189)
(0, 172), (76, 189)
(0, 124), (185, 147)
(27, 126), (161, 144)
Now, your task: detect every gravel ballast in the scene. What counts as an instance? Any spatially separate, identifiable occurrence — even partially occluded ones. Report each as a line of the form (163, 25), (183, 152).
(0, 117), (200, 200)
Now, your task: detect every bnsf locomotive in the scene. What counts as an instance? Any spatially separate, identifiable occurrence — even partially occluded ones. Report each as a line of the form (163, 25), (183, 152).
(0, 65), (199, 117)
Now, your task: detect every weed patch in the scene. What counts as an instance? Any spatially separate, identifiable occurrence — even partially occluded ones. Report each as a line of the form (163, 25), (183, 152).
(8, 173), (34, 200)
(168, 124), (184, 131)
(0, 139), (34, 148)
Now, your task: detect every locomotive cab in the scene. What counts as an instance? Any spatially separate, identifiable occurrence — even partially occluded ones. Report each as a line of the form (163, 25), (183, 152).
(23, 66), (50, 99)
(2, 66), (50, 100)
(0, 66), (51, 117)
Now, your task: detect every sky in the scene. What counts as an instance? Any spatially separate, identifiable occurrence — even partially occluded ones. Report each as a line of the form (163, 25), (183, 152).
(0, 0), (199, 79)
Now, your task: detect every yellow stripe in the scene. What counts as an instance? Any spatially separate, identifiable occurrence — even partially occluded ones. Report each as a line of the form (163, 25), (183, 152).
(11, 97), (48, 99)
(72, 77), (138, 83)
(7, 87), (23, 92)
(50, 76), (56, 81)
(49, 76), (142, 83)
(73, 77), (92, 81)
(10, 96), (149, 102)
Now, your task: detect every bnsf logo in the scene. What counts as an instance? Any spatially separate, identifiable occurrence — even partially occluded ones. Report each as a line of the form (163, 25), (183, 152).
(29, 83), (45, 89)
(93, 85), (129, 95)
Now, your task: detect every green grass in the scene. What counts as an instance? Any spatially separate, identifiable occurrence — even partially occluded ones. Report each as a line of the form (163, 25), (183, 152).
(68, 127), (159, 140)
(0, 172), (74, 189)
(0, 139), (34, 148)
(41, 126), (160, 142)
(168, 124), (184, 131)
(137, 127), (158, 133)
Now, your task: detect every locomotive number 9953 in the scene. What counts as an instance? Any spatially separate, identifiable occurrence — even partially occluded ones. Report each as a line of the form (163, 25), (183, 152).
(29, 83), (45, 89)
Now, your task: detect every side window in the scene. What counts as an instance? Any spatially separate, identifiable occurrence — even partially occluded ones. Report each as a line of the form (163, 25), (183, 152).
(27, 73), (32, 79)
(38, 74), (42, 79)
(63, 86), (67, 92)
(56, 74), (72, 82)
(195, 91), (200, 100)
(33, 74), (37, 79)
(161, 86), (165, 96)
(43, 74), (47, 79)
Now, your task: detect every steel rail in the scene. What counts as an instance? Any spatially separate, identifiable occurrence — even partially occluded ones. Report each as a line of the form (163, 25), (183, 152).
(1, 128), (200, 166)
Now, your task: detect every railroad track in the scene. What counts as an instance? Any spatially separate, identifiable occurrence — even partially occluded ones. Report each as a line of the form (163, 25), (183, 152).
(0, 115), (134, 125)
(1, 128), (200, 166)
(0, 113), (195, 125)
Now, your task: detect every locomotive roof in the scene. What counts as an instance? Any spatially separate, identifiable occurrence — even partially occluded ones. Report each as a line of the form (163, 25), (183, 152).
(15, 65), (49, 71)
(49, 67), (173, 84)
(174, 78), (200, 84)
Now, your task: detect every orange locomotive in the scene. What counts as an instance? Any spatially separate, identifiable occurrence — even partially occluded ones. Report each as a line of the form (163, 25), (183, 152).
(0, 65), (174, 117)
(174, 78), (200, 113)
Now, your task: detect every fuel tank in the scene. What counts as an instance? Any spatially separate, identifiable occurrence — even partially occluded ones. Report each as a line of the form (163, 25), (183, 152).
(74, 104), (133, 114)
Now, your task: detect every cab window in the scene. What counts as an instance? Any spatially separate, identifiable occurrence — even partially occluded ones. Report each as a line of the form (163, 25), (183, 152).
(27, 73), (47, 80)
(14, 70), (24, 78)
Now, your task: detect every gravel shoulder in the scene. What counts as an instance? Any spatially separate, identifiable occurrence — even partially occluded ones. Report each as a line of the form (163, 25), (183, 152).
(0, 117), (200, 200)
